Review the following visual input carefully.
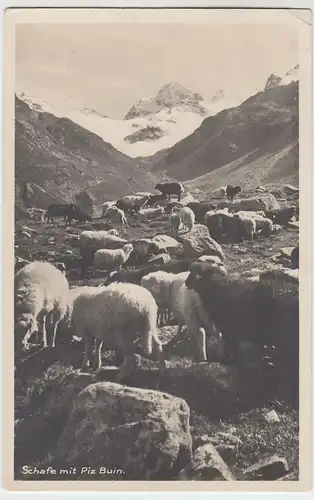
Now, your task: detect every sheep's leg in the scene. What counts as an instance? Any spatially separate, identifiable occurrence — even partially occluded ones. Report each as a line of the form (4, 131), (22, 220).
(116, 344), (138, 383)
(152, 334), (166, 372)
(50, 309), (63, 348)
(81, 333), (94, 372)
(37, 313), (48, 348)
(93, 338), (103, 371)
(195, 327), (207, 362)
(166, 323), (183, 350)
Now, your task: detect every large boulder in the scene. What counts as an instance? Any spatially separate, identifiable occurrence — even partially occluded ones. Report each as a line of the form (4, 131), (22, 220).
(177, 224), (225, 261)
(54, 382), (192, 480)
(152, 234), (181, 253)
(218, 193), (280, 212)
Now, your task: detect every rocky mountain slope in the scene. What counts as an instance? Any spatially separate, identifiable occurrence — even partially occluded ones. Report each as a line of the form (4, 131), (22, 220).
(146, 81), (298, 191)
(15, 96), (158, 209)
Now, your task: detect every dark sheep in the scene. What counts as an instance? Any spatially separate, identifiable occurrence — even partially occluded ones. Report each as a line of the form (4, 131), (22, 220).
(155, 182), (184, 202)
(70, 206), (93, 223)
(103, 258), (201, 286)
(146, 194), (167, 207)
(186, 202), (217, 223)
(226, 185), (242, 202)
(45, 204), (77, 224)
(291, 246), (299, 269)
(185, 261), (299, 368)
(265, 206), (296, 227)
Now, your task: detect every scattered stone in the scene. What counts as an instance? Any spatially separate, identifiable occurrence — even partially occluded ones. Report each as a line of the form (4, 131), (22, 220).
(217, 432), (243, 445)
(284, 184), (299, 194)
(178, 224), (225, 261)
(65, 249), (74, 255)
(243, 455), (289, 480)
(148, 253), (171, 265)
(280, 247), (295, 257)
(263, 409), (280, 423)
(288, 221), (299, 229)
(193, 435), (219, 450)
(152, 234), (181, 253)
(48, 237), (55, 244)
(20, 231), (31, 238)
(180, 443), (235, 480)
(272, 224), (282, 232)
(232, 245), (247, 254)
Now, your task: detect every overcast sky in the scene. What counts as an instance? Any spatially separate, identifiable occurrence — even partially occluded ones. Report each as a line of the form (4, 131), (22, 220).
(16, 18), (299, 119)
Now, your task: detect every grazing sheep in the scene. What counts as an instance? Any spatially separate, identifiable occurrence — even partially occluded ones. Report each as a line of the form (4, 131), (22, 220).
(140, 271), (174, 326)
(185, 262), (299, 367)
(233, 213), (256, 241)
(254, 217), (274, 236)
(45, 203), (77, 224)
(131, 239), (159, 263)
(169, 212), (181, 232)
(93, 244), (134, 271)
(166, 271), (221, 361)
(226, 185), (242, 202)
(80, 230), (128, 275)
(266, 206), (296, 227)
(165, 201), (184, 214)
(71, 283), (166, 379)
(179, 207), (195, 231)
(14, 261), (69, 350)
(291, 246), (299, 269)
(116, 195), (149, 213)
(101, 201), (117, 217)
(186, 202), (217, 223)
(136, 206), (165, 221)
(155, 182), (184, 202)
(235, 210), (266, 218)
(220, 186), (227, 198)
(103, 206), (128, 226)
(104, 258), (201, 286)
(259, 268), (299, 285)
(146, 193), (167, 207)
(80, 229), (123, 254)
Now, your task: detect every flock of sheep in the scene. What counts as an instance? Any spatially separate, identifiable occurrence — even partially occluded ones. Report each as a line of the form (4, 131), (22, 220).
(15, 181), (299, 386)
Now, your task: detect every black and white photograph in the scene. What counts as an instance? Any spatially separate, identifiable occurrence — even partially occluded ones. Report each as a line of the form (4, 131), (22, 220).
(4, 6), (312, 490)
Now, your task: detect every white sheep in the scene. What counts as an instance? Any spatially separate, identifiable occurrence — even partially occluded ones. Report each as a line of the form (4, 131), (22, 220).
(101, 201), (117, 217)
(179, 206), (195, 231)
(166, 272), (218, 361)
(140, 271), (174, 326)
(236, 210), (266, 218)
(168, 212), (181, 232)
(80, 230), (127, 255)
(93, 243), (134, 271)
(14, 261), (69, 350)
(233, 213), (256, 241)
(131, 239), (159, 264)
(136, 206), (165, 221)
(104, 206), (128, 225)
(71, 283), (166, 380)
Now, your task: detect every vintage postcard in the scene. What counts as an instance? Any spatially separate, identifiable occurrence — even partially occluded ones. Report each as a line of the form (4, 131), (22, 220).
(2, 6), (313, 492)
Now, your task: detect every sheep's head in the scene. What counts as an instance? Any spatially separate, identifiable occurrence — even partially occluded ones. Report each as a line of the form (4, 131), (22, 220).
(123, 244), (134, 259)
(108, 229), (119, 236)
(235, 186), (242, 194)
(185, 261), (226, 292)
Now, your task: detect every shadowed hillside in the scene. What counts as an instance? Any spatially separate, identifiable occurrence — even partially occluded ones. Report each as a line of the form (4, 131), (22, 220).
(147, 82), (298, 188)
(15, 96), (158, 208)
